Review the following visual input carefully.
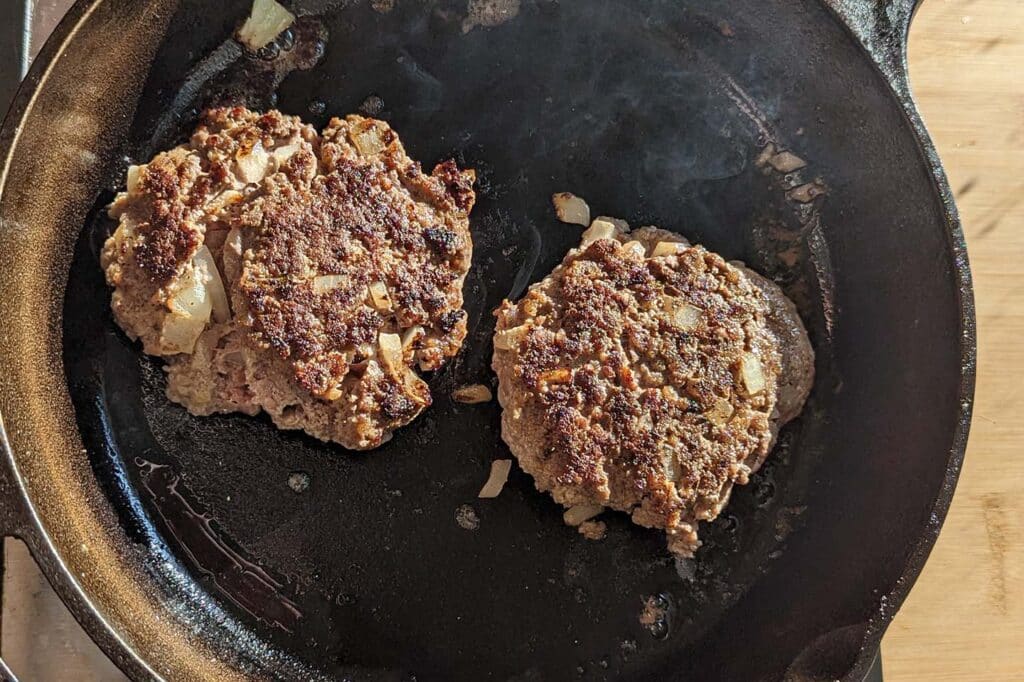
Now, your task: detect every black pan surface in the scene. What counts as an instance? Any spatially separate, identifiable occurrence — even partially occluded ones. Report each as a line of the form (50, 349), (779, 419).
(0, 0), (973, 680)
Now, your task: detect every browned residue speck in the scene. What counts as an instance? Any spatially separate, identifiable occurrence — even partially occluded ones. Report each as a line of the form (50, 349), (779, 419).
(773, 504), (807, 540)
(462, 0), (521, 33)
(371, 0), (395, 12)
(456, 504), (480, 530)
(786, 180), (828, 204)
(639, 595), (668, 634)
(980, 493), (1008, 614)
(777, 246), (800, 268)
(578, 520), (607, 541)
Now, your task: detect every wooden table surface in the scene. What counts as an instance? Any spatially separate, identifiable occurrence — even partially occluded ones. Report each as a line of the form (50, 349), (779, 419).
(2, 1), (1021, 680)
(883, 0), (1024, 680)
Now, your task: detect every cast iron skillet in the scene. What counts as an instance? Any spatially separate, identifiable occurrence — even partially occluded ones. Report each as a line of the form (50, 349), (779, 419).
(0, 0), (975, 680)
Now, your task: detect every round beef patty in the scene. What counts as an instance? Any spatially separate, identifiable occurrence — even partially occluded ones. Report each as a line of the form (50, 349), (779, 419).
(102, 107), (475, 450)
(492, 218), (812, 556)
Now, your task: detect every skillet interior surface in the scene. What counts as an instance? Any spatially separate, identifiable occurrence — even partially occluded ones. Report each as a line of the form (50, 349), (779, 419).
(0, 0), (970, 680)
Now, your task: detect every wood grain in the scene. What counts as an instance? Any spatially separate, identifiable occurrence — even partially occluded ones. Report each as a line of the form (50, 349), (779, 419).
(883, 0), (1024, 679)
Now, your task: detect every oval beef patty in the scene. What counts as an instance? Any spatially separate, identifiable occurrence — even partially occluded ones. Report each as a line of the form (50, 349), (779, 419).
(492, 216), (812, 555)
(102, 107), (475, 450)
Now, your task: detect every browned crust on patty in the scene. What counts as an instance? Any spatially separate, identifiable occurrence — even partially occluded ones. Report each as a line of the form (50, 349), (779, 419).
(235, 115), (474, 397)
(102, 107), (475, 450)
(493, 222), (810, 555)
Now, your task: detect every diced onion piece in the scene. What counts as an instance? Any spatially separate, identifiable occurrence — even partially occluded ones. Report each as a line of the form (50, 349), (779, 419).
(706, 398), (734, 427)
(377, 344), (431, 406)
(402, 325), (425, 350)
(223, 228), (244, 284)
(378, 332), (405, 376)
(622, 240), (646, 257)
(236, 141), (270, 184)
(126, 165), (142, 194)
(272, 143), (301, 166)
(494, 325), (529, 350)
(651, 241), (687, 257)
(552, 192), (591, 226)
(664, 298), (702, 331)
(350, 124), (387, 156)
(738, 353), (766, 395)
(787, 181), (827, 203)
(756, 143), (776, 168)
(453, 384), (493, 404)
(378, 328), (429, 405)
(160, 312), (205, 355)
(237, 0), (295, 50)
(581, 219), (617, 244)
(539, 368), (572, 384)
(193, 245), (230, 323)
(313, 275), (345, 294)
(167, 263), (212, 321)
(207, 190), (243, 216)
(402, 372), (431, 406)
(368, 281), (393, 311)
(768, 150), (807, 173)
(478, 459), (512, 498)
(563, 504), (604, 526)
(595, 215), (630, 232)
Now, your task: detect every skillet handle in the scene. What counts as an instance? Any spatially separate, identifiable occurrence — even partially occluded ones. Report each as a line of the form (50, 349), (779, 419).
(824, 0), (922, 101)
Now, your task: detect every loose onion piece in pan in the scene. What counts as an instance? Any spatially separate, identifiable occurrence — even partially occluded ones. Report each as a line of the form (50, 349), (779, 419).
(768, 150), (807, 173)
(478, 459), (513, 498)
(453, 384), (493, 404)
(563, 504), (604, 527)
(552, 192), (591, 226)
(650, 241), (687, 257)
(237, 0), (295, 51)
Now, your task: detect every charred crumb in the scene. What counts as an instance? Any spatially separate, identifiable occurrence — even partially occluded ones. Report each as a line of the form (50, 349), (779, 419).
(287, 471), (310, 493)
(423, 226), (461, 256)
(577, 520), (607, 540)
(433, 159), (477, 211)
(455, 504), (480, 530)
(438, 309), (467, 332)
(639, 593), (674, 640)
(359, 94), (385, 116)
